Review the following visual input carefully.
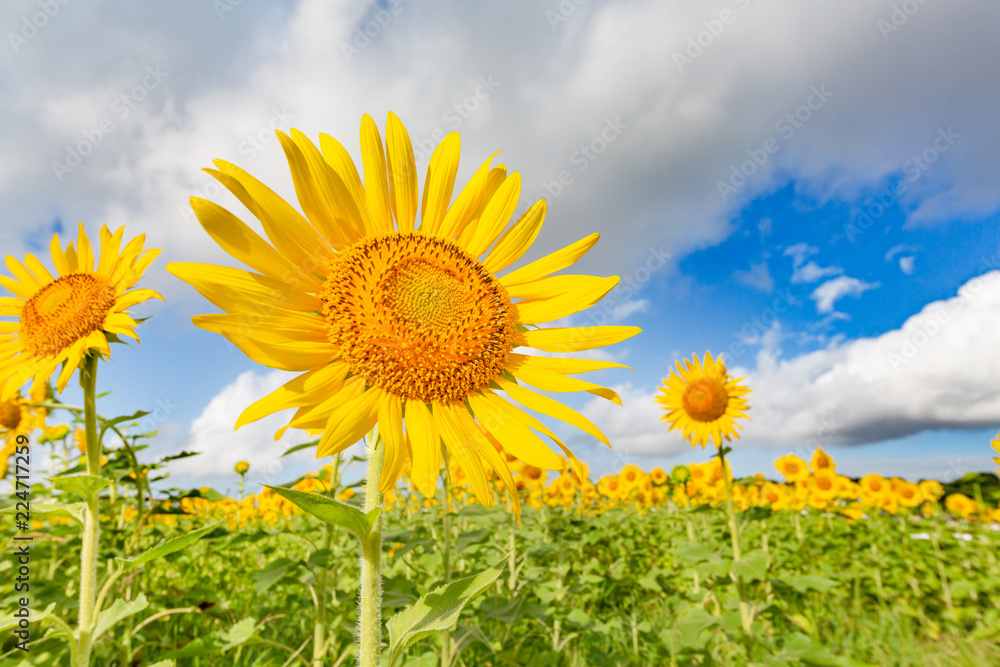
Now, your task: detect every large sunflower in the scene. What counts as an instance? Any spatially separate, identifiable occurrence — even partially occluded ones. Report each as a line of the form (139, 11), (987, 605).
(656, 351), (750, 448)
(0, 223), (162, 400)
(168, 113), (638, 515)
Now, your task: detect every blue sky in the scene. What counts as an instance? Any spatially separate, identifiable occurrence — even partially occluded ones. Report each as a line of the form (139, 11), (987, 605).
(1, 0), (998, 494)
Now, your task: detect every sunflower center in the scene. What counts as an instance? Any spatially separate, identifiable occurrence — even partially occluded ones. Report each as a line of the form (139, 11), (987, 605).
(681, 378), (729, 422)
(321, 232), (515, 402)
(21, 273), (116, 358)
(0, 400), (21, 430)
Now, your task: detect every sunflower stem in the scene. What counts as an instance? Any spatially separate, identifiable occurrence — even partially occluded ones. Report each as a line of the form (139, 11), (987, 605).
(717, 446), (753, 651)
(359, 430), (385, 667)
(76, 353), (101, 667)
(440, 460), (454, 667)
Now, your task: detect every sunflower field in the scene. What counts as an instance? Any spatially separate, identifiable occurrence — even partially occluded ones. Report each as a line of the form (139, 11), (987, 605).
(2, 115), (1000, 666)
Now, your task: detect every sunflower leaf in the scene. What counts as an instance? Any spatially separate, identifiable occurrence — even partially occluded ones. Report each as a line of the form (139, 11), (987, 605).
(385, 554), (507, 667)
(117, 521), (223, 571)
(262, 485), (378, 540)
(50, 474), (110, 501)
(94, 593), (148, 641)
(281, 439), (319, 457)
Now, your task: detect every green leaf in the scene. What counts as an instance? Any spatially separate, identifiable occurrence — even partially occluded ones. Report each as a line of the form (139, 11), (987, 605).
(732, 549), (769, 582)
(94, 593), (148, 641)
(217, 617), (257, 650)
(282, 439), (319, 457)
(386, 555), (507, 667)
(0, 603), (57, 633)
(117, 521), (222, 571)
(782, 574), (840, 594)
(676, 607), (718, 647)
(50, 474), (109, 501)
(146, 661), (176, 667)
(102, 410), (151, 429)
(159, 451), (201, 463)
(263, 484), (380, 540)
(252, 558), (298, 594)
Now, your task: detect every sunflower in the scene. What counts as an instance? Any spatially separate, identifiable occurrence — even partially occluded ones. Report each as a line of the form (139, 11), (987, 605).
(656, 352), (750, 448)
(810, 469), (838, 500)
(775, 454), (809, 483)
(992, 430), (1000, 466)
(810, 447), (835, 473)
(0, 385), (46, 479)
(169, 113), (638, 516)
(0, 223), (162, 400)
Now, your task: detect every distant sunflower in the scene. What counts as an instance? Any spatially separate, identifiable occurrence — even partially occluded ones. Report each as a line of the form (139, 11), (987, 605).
(810, 447), (835, 473)
(168, 113), (638, 517)
(656, 352), (750, 448)
(0, 223), (162, 400)
(775, 454), (809, 483)
(0, 385), (46, 479)
(992, 431), (1000, 467)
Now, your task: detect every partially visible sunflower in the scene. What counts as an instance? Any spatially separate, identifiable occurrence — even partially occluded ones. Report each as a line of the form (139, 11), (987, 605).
(656, 352), (750, 448)
(810, 447), (835, 473)
(0, 384), (46, 478)
(168, 113), (638, 518)
(992, 430), (1000, 467)
(0, 223), (162, 400)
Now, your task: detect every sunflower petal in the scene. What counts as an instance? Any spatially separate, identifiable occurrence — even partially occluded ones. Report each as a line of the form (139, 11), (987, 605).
(515, 325), (640, 353)
(467, 392), (563, 469)
(378, 393), (407, 493)
(499, 233), (600, 287)
(316, 388), (381, 457)
(464, 172), (521, 258)
(419, 132), (460, 235)
(495, 377), (609, 445)
(237, 362), (350, 429)
(360, 114), (394, 234)
(513, 275), (619, 324)
(405, 399), (442, 498)
(483, 200), (546, 274)
(386, 111), (418, 233)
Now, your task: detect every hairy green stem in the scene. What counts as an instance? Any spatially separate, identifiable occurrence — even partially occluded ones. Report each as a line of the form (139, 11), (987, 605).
(359, 431), (385, 667)
(76, 354), (101, 667)
(717, 447), (753, 646)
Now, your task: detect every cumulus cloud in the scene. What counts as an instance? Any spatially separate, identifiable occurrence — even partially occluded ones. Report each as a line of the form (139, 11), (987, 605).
(0, 0), (997, 301)
(734, 261), (775, 292)
(167, 369), (313, 479)
(810, 275), (880, 313)
(578, 383), (689, 456)
(784, 243), (842, 284)
(899, 255), (916, 274)
(743, 271), (1000, 447)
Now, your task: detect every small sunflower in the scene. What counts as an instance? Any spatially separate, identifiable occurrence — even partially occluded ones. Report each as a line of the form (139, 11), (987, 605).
(811, 469), (839, 500)
(992, 430), (1000, 466)
(169, 113), (639, 518)
(656, 352), (750, 448)
(810, 447), (835, 473)
(0, 223), (162, 400)
(775, 454), (809, 483)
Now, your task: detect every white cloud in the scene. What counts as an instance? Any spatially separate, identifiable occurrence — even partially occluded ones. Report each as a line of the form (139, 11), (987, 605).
(579, 383), (690, 456)
(810, 276), (880, 313)
(885, 244), (919, 261)
(744, 271), (1000, 446)
(167, 370), (313, 479)
(734, 261), (774, 292)
(899, 255), (916, 274)
(793, 261), (844, 284)
(783, 243), (818, 267)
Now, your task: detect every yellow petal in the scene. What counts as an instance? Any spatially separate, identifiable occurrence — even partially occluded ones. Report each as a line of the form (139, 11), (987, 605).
(435, 404), (491, 506)
(507, 353), (631, 375)
(514, 325), (640, 353)
(508, 361), (622, 405)
(49, 234), (69, 276)
(495, 376), (609, 445)
(467, 392), (563, 469)
(75, 223), (94, 271)
(385, 111), (418, 233)
(436, 151), (499, 240)
(23, 253), (54, 286)
(220, 334), (334, 372)
(450, 404), (519, 519)
(318, 132), (372, 235)
(482, 200), (546, 274)
(4, 257), (40, 294)
(404, 399), (442, 498)
(378, 393), (407, 493)
(512, 275), (619, 324)
(316, 388), (381, 457)
(418, 132), (460, 235)
(237, 362), (350, 428)
(464, 172), (521, 258)
(192, 312), (328, 345)
(499, 233), (600, 287)
(360, 114), (394, 234)
(209, 161), (336, 268)
(167, 263), (322, 314)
